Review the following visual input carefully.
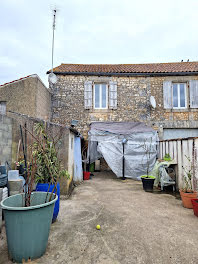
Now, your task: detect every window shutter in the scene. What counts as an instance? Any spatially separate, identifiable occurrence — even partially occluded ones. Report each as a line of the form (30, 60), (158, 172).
(189, 80), (198, 108)
(84, 81), (92, 109)
(109, 81), (117, 109)
(163, 81), (172, 109)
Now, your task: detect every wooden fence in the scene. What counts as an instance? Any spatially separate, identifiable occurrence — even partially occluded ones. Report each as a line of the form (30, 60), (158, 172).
(159, 137), (198, 190)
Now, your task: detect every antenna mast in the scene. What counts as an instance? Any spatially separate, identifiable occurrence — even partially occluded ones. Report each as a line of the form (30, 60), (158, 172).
(51, 9), (57, 73)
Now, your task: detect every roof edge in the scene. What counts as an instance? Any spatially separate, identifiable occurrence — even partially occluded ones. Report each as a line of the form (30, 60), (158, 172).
(46, 71), (198, 77)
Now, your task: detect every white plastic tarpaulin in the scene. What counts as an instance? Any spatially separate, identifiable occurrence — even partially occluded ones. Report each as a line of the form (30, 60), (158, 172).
(88, 122), (159, 179)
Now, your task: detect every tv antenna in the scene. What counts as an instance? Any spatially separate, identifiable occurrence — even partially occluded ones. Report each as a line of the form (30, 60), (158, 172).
(49, 8), (58, 84)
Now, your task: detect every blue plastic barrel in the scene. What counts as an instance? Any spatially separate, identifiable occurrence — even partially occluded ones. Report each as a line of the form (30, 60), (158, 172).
(36, 183), (60, 222)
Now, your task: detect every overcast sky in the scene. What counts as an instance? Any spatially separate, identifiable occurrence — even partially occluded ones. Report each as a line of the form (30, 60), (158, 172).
(1, 0), (198, 87)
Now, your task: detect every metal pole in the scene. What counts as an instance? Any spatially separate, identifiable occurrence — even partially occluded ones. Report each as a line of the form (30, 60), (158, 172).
(51, 9), (56, 73)
(122, 142), (125, 180)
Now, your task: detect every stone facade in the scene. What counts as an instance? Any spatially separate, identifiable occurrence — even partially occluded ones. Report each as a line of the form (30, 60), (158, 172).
(0, 75), (51, 121)
(50, 74), (198, 139)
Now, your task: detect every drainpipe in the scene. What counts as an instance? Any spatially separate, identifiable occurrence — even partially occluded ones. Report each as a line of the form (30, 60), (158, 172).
(122, 138), (128, 180)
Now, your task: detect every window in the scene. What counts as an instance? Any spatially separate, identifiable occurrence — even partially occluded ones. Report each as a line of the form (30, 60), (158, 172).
(94, 83), (108, 109)
(0, 102), (6, 115)
(163, 81), (190, 109)
(84, 80), (117, 110)
(172, 83), (187, 109)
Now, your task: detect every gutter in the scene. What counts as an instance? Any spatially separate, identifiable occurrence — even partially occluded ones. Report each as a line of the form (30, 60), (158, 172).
(69, 127), (81, 137)
(46, 71), (198, 77)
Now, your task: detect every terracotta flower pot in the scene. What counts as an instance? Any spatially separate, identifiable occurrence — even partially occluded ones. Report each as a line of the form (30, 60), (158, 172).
(179, 190), (197, 209)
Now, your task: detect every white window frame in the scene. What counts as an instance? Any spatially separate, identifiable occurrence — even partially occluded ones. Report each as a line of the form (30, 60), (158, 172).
(172, 83), (187, 109)
(93, 83), (108, 109)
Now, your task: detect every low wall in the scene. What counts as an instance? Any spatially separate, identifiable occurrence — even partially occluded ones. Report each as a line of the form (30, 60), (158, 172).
(0, 112), (73, 195)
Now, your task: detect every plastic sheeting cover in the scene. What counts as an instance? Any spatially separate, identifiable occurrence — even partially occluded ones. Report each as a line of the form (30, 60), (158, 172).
(88, 122), (159, 179)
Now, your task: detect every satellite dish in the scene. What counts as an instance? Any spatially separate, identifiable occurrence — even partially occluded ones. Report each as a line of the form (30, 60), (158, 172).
(48, 72), (58, 84)
(150, 96), (156, 108)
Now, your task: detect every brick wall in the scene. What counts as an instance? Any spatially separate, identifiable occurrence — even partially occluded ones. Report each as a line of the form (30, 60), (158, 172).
(50, 74), (198, 139)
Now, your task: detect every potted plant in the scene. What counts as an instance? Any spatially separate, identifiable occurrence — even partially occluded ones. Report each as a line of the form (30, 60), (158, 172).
(32, 123), (69, 222)
(1, 122), (69, 263)
(179, 156), (197, 209)
(163, 153), (172, 161)
(140, 138), (156, 192)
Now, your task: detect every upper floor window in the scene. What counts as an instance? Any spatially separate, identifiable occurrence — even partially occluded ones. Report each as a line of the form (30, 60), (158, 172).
(94, 83), (108, 109)
(173, 83), (187, 109)
(163, 80), (198, 109)
(84, 81), (117, 110)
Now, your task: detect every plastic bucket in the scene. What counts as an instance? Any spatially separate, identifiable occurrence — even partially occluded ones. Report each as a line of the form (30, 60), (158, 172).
(191, 199), (198, 217)
(1, 192), (57, 263)
(8, 170), (19, 181)
(36, 183), (60, 222)
(83, 172), (90, 180)
(89, 163), (95, 173)
(0, 174), (8, 187)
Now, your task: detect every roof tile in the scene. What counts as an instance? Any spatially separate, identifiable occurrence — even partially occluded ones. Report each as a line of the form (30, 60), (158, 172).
(48, 62), (198, 75)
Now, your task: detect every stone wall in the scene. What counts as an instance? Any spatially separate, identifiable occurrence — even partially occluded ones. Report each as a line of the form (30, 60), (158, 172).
(0, 75), (51, 121)
(50, 74), (198, 139)
(0, 112), (74, 195)
(35, 77), (51, 121)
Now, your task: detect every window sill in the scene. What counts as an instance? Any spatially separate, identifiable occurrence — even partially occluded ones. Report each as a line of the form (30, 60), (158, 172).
(86, 109), (116, 113)
(165, 109), (198, 112)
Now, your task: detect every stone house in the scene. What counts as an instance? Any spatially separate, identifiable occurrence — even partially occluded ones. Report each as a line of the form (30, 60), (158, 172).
(48, 62), (198, 140)
(0, 74), (51, 121)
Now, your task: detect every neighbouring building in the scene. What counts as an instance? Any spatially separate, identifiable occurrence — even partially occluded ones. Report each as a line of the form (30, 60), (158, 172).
(0, 74), (51, 121)
(47, 62), (198, 140)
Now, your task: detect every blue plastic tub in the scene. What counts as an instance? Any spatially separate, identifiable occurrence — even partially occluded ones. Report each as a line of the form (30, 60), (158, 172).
(36, 183), (60, 222)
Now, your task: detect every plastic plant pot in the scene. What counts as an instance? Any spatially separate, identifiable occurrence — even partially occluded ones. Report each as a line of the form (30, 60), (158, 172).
(191, 199), (198, 217)
(141, 175), (156, 192)
(179, 190), (197, 209)
(1, 192), (57, 263)
(83, 172), (90, 180)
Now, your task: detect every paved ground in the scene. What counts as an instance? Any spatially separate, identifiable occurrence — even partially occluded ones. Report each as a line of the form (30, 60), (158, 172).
(1, 171), (198, 264)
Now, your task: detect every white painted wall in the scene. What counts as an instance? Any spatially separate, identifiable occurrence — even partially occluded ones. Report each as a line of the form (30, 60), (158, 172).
(68, 132), (74, 180)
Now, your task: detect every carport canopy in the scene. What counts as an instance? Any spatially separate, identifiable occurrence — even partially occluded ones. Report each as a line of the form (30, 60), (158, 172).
(88, 122), (159, 179)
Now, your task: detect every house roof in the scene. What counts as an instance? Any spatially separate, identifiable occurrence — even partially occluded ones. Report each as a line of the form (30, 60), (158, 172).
(47, 61), (198, 76)
(0, 74), (47, 88)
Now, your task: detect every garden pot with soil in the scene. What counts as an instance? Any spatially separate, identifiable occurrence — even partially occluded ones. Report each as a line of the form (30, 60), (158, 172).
(1, 192), (57, 263)
(179, 190), (197, 209)
(141, 175), (156, 192)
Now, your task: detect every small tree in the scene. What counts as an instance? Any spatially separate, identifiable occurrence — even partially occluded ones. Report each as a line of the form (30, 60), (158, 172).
(182, 155), (194, 193)
(23, 123), (70, 206)
(141, 137), (153, 177)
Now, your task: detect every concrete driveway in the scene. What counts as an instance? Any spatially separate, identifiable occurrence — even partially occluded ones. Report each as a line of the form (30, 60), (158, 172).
(1, 171), (198, 264)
